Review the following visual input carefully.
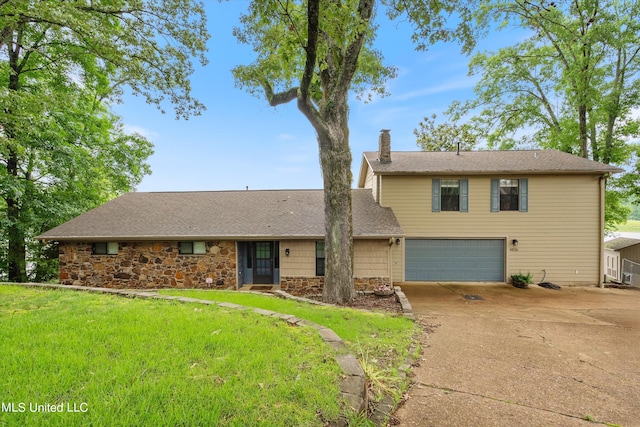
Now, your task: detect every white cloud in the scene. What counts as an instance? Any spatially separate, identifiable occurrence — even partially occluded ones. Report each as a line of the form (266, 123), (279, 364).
(123, 124), (158, 140)
(395, 78), (477, 101)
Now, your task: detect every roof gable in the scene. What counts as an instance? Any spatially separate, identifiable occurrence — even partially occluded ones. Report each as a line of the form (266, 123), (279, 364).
(38, 189), (403, 241)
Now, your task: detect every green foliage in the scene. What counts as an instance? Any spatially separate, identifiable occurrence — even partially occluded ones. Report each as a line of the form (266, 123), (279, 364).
(232, 0), (396, 107)
(0, 0), (209, 118)
(384, 0), (482, 55)
(605, 177), (633, 233)
(415, 113), (478, 151)
(511, 272), (533, 285)
(0, 0), (209, 281)
(427, 0), (640, 230)
(0, 286), (342, 426)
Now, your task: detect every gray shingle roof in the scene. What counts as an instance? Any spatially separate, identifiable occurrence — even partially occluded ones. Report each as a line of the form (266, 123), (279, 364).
(605, 237), (640, 251)
(38, 189), (403, 241)
(361, 149), (623, 178)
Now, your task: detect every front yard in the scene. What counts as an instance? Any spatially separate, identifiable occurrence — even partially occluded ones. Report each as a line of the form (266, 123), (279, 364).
(0, 285), (415, 426)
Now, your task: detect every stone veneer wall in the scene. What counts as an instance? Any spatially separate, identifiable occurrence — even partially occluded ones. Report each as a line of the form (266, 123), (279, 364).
(280, 276), (391, 295)
(59, 241), (236, 289)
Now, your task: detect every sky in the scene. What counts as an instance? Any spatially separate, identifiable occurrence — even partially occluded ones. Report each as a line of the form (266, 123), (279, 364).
(112, 1), (522, 193)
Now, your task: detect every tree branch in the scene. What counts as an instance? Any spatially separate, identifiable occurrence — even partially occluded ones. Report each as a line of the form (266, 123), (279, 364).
(296, 0), (325, 133)
(299, 0), (319, 101)
(339, 0), (374, 91)
(262, 80), (298, 106)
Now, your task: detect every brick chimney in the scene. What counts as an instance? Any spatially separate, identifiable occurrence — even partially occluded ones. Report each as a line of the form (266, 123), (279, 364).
(378, 129), (391, 164)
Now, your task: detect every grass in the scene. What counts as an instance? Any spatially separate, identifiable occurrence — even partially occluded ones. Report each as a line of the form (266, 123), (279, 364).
(614, 219), (640, 232)
(0, 285), (344, 426)
(159, 289), (417, 401)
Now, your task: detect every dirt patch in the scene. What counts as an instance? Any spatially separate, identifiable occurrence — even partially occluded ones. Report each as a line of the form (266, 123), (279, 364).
(347, 293), (404, 314)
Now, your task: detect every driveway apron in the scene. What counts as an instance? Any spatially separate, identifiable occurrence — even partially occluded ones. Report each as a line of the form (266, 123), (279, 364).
(393, 283), (640, 427)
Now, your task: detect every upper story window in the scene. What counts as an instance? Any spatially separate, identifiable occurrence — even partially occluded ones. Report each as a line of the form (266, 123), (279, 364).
(93, 242), (118, 255)
(499, 179), (519, 210)
(491, 178), (528, 212)
(432, 179), (468, 212)
(316, 241), (325, 276)
(179, 241), (207, 255)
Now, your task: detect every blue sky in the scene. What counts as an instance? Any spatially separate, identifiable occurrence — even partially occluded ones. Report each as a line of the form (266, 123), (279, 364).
(113, 2), (520, 193)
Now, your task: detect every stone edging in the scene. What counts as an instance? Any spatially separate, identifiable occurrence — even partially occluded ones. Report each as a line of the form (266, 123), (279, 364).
(6, 283), (368, 415)
(272, 286), (417, 426)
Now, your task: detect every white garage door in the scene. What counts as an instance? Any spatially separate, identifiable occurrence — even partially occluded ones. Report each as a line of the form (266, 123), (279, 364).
(406, 239), (505, 282)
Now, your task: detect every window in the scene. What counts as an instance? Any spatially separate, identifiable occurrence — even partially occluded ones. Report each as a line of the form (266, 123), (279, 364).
(491, 178), (528, 212)
(92, 242), (118, 255)
(500, 179), (519, 210)
(316, 241), (325, 276)
(441, 179), (460, 211)
(432, 179), (468, 212)
(179, 241), (206, 255)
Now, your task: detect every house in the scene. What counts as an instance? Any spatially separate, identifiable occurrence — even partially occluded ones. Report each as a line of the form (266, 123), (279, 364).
(604, 237), (640, 283)
(357, 130), (622, 286)
(37, 189), (403, 292)
(39, 130), (622, 290)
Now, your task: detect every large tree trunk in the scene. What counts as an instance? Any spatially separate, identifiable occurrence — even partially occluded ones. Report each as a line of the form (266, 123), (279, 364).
(603, 48), (625, 165)
(578, 103), (588, 158)
(317, 107), (355, 305)
(5, 44), (28, 282)
(6, 150), (27, 283)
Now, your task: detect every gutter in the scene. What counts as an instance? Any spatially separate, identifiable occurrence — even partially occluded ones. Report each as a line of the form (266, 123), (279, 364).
(599, 175), (607, 288)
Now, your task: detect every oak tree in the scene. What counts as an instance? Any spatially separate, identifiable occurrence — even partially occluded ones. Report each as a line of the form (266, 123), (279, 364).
(0, 0), (209, 281)
(232, 0), (477, 304)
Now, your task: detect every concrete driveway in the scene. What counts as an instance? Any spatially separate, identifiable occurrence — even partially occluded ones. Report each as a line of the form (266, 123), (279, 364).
(393, 283), (640, 427)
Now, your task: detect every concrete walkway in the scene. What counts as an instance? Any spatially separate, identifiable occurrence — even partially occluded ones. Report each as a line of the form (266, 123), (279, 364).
(393, 283), (640, 427)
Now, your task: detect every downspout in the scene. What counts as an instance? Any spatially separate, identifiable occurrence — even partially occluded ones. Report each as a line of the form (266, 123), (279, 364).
(599, 175), (606, 288)
(388, 239), (393, 287)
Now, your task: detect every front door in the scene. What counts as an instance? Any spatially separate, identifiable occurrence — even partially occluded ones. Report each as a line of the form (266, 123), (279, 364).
(253, 241), (273, 284)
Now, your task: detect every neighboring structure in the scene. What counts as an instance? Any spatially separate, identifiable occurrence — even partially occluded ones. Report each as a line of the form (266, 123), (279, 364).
(604, 237), (640, 283)
(38, 190), (403, 291)
(39, 130), (622, 290)
(357, 130), (622, 286)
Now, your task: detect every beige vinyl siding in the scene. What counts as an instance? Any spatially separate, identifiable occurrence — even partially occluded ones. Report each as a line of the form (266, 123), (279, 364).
(364, 167), (379, 202)
(390, 238), (404, 283)
(280, 239), (390, 279)
(280, 240), (317, 276)
(353, 240), (389, 277)
(380, 174), (603, 285)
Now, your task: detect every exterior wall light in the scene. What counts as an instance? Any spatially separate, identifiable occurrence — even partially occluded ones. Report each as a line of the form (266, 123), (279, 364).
(395, 238), (401, 245)
(285, 248), (290, 256)
(512, 239), (519, 246)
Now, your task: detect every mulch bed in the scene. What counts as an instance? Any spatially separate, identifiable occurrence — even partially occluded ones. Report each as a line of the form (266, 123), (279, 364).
(291, 291), (404, 315)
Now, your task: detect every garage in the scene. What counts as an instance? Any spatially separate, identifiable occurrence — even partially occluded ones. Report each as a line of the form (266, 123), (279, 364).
(405, 239), (505, 282)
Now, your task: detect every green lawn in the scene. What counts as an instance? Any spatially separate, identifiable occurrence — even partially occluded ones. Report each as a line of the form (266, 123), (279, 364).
(615, 219), (640, 232)
(0, 286), (345, 426)
(160, 289), (417, 399)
